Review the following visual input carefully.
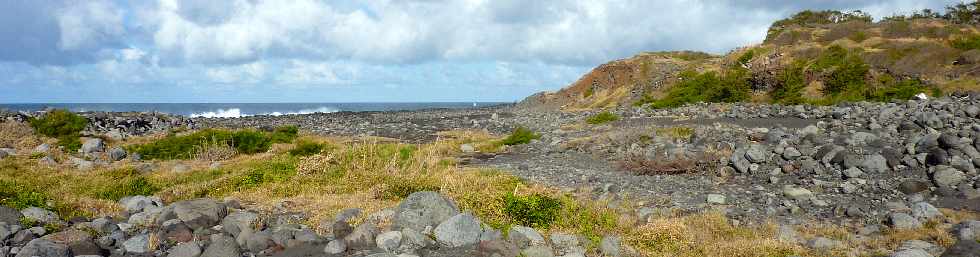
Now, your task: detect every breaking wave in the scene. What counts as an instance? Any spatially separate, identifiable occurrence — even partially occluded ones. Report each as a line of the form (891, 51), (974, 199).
(190, 106), (338, 118)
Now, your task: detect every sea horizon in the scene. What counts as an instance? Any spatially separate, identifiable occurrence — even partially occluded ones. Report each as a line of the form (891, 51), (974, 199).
(0, 102), (511, 118)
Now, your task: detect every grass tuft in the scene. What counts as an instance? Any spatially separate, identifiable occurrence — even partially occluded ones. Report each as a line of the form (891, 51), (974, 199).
(28, 110), (87, 152)
(586, 111), (620, 125)
(503, 193), (562, 229)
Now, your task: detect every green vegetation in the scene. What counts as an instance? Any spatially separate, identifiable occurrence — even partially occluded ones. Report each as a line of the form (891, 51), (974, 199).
(766, 10), (871, 41)
(813, 45), (870, 99)
(28, 109), (88, 152)
(647, 68), (751, 109)
(130, 127), (299, 160)
(585, 111), (620, 125)
(951, 34), (980, 50)
(583, 87), (594, 98)
(95, 176), (160, 201)
(849, 31), (869, 42)
(736, 50), (754, 65)
(501, 127), (541, 146)
(503, 193), (562, 228)
(771, 61), (808, 105)
(289, 140), (330, 156)
(0, 180), (49, 209)
(869, 75), (932, 102)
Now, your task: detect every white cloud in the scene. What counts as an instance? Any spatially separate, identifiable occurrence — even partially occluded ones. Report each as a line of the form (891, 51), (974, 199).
(56, 0), (125, 51)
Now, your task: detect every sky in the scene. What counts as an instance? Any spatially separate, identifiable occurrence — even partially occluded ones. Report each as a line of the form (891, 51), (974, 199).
(0, 0), (962, 103)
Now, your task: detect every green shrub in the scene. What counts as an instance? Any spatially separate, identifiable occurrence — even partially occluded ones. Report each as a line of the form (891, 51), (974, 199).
(504, 193), (562, 228)
(501, 127), (541, 146)
(230, 156), (297, 190)
(269, 125), (299, 143)
(29, 109), (87, 152)
(289, 140), (327, 156)
(869, 75), (931, 101)
(95, 176), (160, 201)
(813, 45), (869, 97)
(379, 178), (441, 200)
(585, 111), (620, 125)
(649, 68), (751, 109)
(849, 31), (868, 42)
(766, 10), (871, 42)
(583, 87), (594, 98)
(736, 50), (754, 65)
(951, 34), (980, 50)
(131, 126), (299, 160)
(771, 61), (808, 105)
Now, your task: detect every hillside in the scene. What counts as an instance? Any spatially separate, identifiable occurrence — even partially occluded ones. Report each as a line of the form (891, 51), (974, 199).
(526, 8), (980, 110)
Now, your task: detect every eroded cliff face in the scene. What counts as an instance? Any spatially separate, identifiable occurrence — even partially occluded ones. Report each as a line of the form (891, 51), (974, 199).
(524, 17), (980, 111)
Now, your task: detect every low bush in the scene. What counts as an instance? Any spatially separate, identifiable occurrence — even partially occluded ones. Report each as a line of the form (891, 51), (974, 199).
(648, 68), (751, 109)
(736, 50), (755, 65)
(813, 45), (870, 98)
(503, 193), (562, 228)
(131, 126), (298, 160)
(501, 127), (540, 146)
(771, 61), (808, 105)
(28, 109), (88, 152)
(269, 125), (299, 143)
(289, 140), (328, 157)
(586, 111), (620, 125)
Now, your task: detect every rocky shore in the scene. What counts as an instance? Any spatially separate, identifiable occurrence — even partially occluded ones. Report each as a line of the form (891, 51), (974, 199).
(0, 192), (619, 257)
(4, 94), (980, 256)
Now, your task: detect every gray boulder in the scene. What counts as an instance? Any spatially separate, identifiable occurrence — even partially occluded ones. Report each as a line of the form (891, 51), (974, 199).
(731, 148), (751, 173)
(15, 238), (69, 257)
(122, 234), (153, 254)
(940, 239), (980, 257)
(400, 228), (434, 252)
(744, 144), (769, 163)
(108, 147), (127, 161)
(911, 202), (944, 220)
(21, 207), (60, 224)
(890, 249), (931, 257)
(860, 154), (889, 173)
(599, 236), (621, 257)
(167, 242), (202, 257)
(890, 213), (923, 230)
(375, 231), (402, 252)
(393, 191), (460, 231)
(80, 138), (104, 154)
(323, 239), (346, 255)
(201, 234), (239, 257)
(954, 220), (980, 241)
(931, 166), (966, 188)
(344, 222), (379, 250)
(119, 195), (163, 214)
(221, 210), (262, 238)
(508, 226), (545, 249)
(521, 245), (555, 257)
(0, 205), (23, 225)
(434, 213), (482, 248)
(172, 198), (227, 229)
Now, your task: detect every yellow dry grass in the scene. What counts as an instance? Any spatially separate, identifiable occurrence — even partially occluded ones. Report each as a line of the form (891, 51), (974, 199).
(0, 121), (43, 150)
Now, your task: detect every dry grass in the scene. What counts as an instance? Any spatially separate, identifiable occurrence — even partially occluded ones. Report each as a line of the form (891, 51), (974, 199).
(193, 141), (238, 162)
(629, 212), (806, 257)
(620, 156), (699, 175)
(0, 122), (42, 150)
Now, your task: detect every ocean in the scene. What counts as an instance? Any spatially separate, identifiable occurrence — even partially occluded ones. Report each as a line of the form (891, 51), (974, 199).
(0, 102), (509, 118)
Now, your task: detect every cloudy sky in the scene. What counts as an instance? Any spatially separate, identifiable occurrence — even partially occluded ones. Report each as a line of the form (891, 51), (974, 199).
(0, 0), (960, 103)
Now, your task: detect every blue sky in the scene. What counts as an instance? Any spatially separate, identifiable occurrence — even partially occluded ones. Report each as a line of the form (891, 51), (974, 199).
(0, 0), (959, 103)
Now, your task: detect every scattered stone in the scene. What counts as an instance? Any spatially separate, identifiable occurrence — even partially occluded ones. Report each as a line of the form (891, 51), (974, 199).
(745, 144), (769, 163)
(21, 207), (60, 224)
(80, 138), (104, 154)
(890, 249), (931, 257)
(15, 238), (69, 257)
(172, 198), (227, 229)
(376, 231), (402, 252)
(910, 202), (944, 220)
(460, 144), (476, 153)
(108, 147), (127, 161)
(345, 222), (380, 250)
(521, 245), (556, 257)
(782, 186), (814, 201)
(168, 242), (202, 257)
(706, 194), (726, 204)
(323, 239), (346, 255)
(890, 213), (923, 230)
(201, 234), (240, 257)
(122, 234), (152, 254)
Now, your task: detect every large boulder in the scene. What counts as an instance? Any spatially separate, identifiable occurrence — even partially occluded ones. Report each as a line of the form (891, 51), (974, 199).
(890, 213), (923, 230)
(119, 195), (163, 214)
(172, 198), (227, 229)
(375, 231), (402, 252)
(344, 222), (380, 250)
(910, 202), (944, 221)
(744, 144), (769, 163)
(80, 138), (104, 154)
(433, 213), (482, 248)
(221, 210), (262, 239)
(15, 238), (70, 257)
(508, 226), (545, 249)
(941, 239), (980, 257)
(167, 242), (203, 257)
(393, 191), (460, 231)
(21, 207), (60, 224)
(108, 147), (127, 161)
(931, 166), (966, 188)
(0, 205), (23, 225)
(201, 234), (240, 257)
(42, 229), (102, 256)
(122, 234), (153, 254)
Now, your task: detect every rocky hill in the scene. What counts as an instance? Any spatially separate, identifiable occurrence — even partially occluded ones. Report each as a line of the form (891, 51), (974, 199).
(525, 8), (980, 110)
